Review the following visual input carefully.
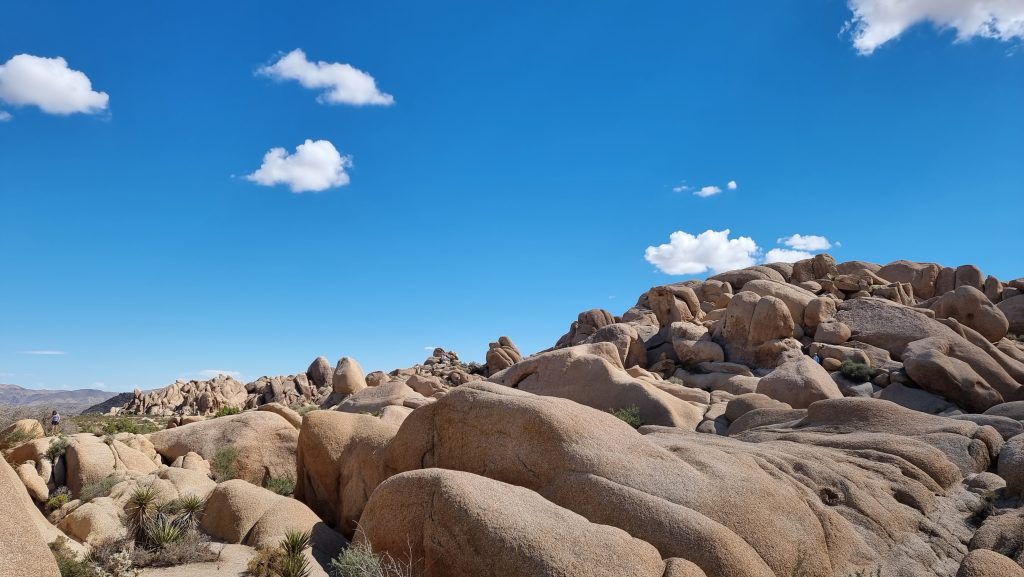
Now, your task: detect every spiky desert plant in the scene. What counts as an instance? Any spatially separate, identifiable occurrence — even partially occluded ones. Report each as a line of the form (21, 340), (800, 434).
(125, 485), (160, 541)
(145, 516), (184, 548)
(170, 494), (205, 533)
(279, 530), (312, 577)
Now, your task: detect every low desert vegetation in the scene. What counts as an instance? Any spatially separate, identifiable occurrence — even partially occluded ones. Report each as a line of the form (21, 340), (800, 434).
(122, 487), (216, 567)
(265, 475), (297, 496)
(293, 404), (319, 417)
(45, 434), (71, 462)
(610, 405), (643, 429)
(330, 542), (414, 577)
(46, 486), (72, 512)
(80, 474), (125, 503)
(214, 406), (241, 418)
(248, 530), (313, 577)
(839, 361), (873, 383)
(211, 445), (239, 481)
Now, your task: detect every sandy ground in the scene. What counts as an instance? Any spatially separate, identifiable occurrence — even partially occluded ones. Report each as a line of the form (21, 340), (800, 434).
(139, 544), (254, 577)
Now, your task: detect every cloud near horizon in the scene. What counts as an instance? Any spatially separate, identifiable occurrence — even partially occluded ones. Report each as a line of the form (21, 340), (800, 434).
(258, 49), (395, 106)
(246, 139), (352, 193)
(0, 54), (109, 116)
(646, 230), (835, 273)
(846, 0), (1024, 54)
(19, 350), (66, 356)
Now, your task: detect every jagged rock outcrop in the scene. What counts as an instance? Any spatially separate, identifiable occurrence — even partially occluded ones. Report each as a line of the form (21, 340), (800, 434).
(1, 456), (61, 577)
(485, 336), (523, 375)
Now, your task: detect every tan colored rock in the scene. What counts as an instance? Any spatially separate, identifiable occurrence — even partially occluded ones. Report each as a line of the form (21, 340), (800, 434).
(1, 457), (61, 577)
(956, 549), (1024, 577)
(997, 294), (1024, 335)
(877, 260), (942, 299)
(755, 355), (843, 409)
(149, 410), (298, 484)
(357, 468), (669, 577)
(930, 286), (1009, 343)
(586, 323), (648, 368)
(715, 292), (800, 368)
(486, 336), (523, 375)
(333, 357), (367, 396)
(406, 374), (448, 397)
(723, 393), (790, 422)
(122, 374), (248, 416)
(296, 411), (399, 538)
(490, 342), (704, 428)
(16, 461), (49, 501)
(648, 286), (703, 327)
(0, 418), (45, 451)
(307, 355), (333, 389)
(64, 434), (158, 497)
(556, 308), (616, 345)
(971, 509), (1024, 566)
(382, 383), (994, 577)
(954, 264), (984, 291)
(998, 434), (1024, 497)
(710, 266), (785, 290)
(671, 322), (725, 367)
(58, 497), (126, 546)
(337, 380), (425, 415)
(258, 402), (303, 428)
(814, 318), (851, 344)
(741, 280), (816, 329)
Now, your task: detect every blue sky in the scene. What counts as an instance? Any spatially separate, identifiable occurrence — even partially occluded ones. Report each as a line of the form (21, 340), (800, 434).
(1, 1), (1022, 391)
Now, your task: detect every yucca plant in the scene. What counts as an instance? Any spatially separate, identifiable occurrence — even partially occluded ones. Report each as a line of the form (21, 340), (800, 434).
(171, 494), (205, 533)
(280, 530), (312, 577)
(146, 516), (184, 548)
(125, 485), (160, 541)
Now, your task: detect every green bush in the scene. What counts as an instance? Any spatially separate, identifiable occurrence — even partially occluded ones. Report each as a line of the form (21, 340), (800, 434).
(80, 474), (124, 503)
(331, 542), (413, 577)
(211, 446), (239, 481)
(46, 486), (71, 512)
(51, 536), (99, 577)
(170, 494), (205, 533)
(293, 404), (319, 417)
(214, 406), (241, 418)
(249, 531), (313, 577)
(839, 361), (873, 383)
(610, 405), (643, 429)
(45, 435), (71, 462)
(265, 475), (297, 496)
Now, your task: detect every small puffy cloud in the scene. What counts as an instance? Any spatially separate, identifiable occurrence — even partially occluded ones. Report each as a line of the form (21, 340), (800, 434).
(20, 350), (66, 356)
(672, 184), (690, 193)
(778, 234), (832, 251)
(259, 49), (394, 106)
(727, 180), (738, 190)
(0, 110), (10, 122)
(247, 139), (352, 193)
(0, 54), (109, 115)
(765, 248), (814, 263)
(645, 229), (760, 275)
(846, 0), (1024, 55)
(197, 369), (242, 380)
(694, 185), (722, 198)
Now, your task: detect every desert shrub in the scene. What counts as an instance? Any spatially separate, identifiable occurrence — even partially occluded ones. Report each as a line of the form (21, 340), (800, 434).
(1008, 333), (1024, 343)
(293, 404), (319, 416)
(45, 434), (71, 462)
(89, 539), (141, 577)
(100, 418), (142, 435)
(131, 534), (217, 567)
(170, 494), (205, 532)
(248, 531), (312, 577)
(214, 406), (241, 418)
(145, 517), (184, 548)
(265, 475), (296, 496)
(839, 361), (873, 383)
(211, 446), (239, 481)
(80, 474), (124, 503)
(970, 490), (1000, 525)
(51, 536), (99, 577)
(124, 486), (160, 540)
(331, 542), (414, 577)
(47, 486), (72, 512)
(610, 405), (643, 429)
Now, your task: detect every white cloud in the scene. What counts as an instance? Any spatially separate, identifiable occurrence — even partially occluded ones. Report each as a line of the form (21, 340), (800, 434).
(20, 350), (66, 355)
(694, 185), (722, 198)
(672, 184), (690, 193)
(778, 234), (832, 251)
(0, 110), (10, 122)
(259, 49), (395, 106)
(246, 139), (352, 193)
(645, 229), (760, 275)
(765, 248), (814, 263)
(727, 180), (738, 190)
(0, 54), (108, 115)
(846, 0), (1024, 54)
(197, 369), (242, 380)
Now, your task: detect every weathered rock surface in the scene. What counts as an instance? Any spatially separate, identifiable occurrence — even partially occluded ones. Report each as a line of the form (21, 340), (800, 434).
(0, 456), (61, 577)
(357, 468), (671, 577)
(929, 286), (1009, 343)
(148, 410), (298, 484)
(490, 342), (704, 428)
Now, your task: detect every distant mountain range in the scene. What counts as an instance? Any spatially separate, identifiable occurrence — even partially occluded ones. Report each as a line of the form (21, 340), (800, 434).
(0, 383), (121, 414)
